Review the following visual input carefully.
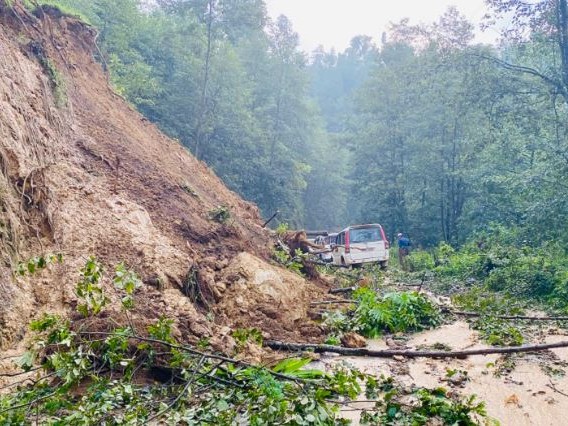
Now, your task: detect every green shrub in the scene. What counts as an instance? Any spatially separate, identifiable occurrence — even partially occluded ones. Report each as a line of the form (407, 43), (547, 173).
(232, 327), (263, 350)
(484, 251), (558, 298)
(433, 242), (486, 279)
(208, 205), (231, 223)
(473, 317), (524, 346)
(351, 288), (441, 338)
(361, 383), (489, 425)
(406, 251), (435, 272)
(275, 222), (289, 236)
(272, 247), (305, 275)
(419, 235), (568, 308)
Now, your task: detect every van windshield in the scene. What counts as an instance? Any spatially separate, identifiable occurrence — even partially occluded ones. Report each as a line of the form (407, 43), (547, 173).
(349, 227), (382, 243)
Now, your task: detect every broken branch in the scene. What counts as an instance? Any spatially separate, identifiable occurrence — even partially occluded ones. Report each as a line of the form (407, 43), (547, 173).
(265, 340), (568, 358)
(329, 287), (356, 294)
(448, 309), (568, 321)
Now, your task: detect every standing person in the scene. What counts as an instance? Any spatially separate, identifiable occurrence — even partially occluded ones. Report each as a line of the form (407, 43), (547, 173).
(397, 232), (411, 269)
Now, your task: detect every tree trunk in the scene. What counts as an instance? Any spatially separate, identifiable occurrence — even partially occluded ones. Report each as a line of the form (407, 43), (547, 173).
(194, 0), (214, 160)
(558, 0), (568, 91)
(265, 340), (568, 358)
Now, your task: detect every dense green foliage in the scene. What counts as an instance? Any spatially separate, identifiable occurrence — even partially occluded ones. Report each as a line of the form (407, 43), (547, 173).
(407, 228), (568, 309)
(311, 2), (568, 248)
(352, 288), (441, 337)
(402, 227), (568, 345)
(323, 288), (441, 340)
(2, 318), (362, 424)
(29, 0), (568, 249)
(361, 381), (489, 425)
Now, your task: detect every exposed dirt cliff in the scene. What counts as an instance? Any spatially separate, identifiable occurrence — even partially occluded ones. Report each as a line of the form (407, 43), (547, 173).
(0, 3), (326, 352)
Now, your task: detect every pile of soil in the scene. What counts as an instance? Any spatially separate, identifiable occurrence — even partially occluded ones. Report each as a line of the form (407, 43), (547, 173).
(0, 3), (327, 352)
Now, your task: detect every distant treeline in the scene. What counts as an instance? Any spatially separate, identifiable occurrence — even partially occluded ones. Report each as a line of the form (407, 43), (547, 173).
(46, 0), (568, 247)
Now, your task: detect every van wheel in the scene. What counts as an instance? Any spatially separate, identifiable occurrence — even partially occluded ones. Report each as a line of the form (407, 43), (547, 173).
(379, 261), (388, 270)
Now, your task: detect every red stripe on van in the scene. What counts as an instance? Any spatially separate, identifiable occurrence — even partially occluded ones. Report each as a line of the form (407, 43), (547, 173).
(379, 226), (389, 249)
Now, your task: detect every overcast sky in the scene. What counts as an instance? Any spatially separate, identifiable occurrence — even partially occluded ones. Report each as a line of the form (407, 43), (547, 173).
(264, 0), (499, 52)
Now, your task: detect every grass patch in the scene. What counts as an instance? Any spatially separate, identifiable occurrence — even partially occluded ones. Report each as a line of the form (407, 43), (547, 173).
(31, 1), (93, 25)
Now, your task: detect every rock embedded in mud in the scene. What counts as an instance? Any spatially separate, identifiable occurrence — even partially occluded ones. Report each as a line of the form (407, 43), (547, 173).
(341, 332), (367, 348)
(188, 320), (211, 338)
(214, 281), (227, 292)
(211, 286), (223, 302)
(210, 333), (236, 354)
(259, 305), (279, 319)
(302, 351), (320, 361)
(215, 258), (229, 271)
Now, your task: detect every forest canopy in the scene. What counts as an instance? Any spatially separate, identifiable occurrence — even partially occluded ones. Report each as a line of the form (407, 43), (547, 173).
(41, 0), (568, 248)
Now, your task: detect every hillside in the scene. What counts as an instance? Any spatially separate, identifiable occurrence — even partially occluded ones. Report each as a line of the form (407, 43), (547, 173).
(0, 3), (325, 352)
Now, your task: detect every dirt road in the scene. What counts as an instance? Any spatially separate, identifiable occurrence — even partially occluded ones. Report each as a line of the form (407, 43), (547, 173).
(313, 320), (568, 425)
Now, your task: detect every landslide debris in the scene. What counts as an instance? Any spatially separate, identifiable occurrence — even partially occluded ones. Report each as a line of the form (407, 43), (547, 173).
(0, 3), (327, 351)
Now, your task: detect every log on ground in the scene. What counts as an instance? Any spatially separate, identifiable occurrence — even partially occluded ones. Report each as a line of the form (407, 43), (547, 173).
(265, 340), (568, 358)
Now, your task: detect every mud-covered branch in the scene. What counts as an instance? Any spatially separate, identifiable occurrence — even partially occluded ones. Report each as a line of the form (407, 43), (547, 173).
(447, 310), (568, 321)
(265, 340), (568, 358)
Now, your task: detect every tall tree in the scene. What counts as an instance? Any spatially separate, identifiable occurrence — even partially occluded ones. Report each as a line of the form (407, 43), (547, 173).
(485, 0), (568, 103)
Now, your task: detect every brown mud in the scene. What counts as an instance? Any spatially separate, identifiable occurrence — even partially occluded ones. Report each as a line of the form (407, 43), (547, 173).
(0, 2), (328, 368)
(313, 320), (568, 425)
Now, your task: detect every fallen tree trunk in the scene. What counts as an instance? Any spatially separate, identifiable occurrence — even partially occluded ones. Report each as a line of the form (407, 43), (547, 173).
(329, 287), (356, 294)
(265, 340), (568, 358)
(447, 309), (568, 321)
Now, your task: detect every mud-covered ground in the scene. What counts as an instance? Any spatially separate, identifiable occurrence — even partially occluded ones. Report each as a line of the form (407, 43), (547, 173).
(309, 278), (568, 425)
(0, 3), (330, 361)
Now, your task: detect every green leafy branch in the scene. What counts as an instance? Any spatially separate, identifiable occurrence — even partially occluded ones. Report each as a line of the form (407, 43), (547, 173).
(15, 253), (63, 276)
(75, 257), (107, 317)
(113, 262), (142, 310)
(324, 288), (441, 340)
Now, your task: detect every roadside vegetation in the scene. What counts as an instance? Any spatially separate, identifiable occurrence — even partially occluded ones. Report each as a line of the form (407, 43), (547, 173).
(0, 257), (493, 425)
(405, 228), (568, 311)
(393, 226), (568, 347)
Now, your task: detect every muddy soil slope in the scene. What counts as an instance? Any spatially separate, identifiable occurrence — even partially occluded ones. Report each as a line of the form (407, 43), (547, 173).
(0, 3), (325, 350)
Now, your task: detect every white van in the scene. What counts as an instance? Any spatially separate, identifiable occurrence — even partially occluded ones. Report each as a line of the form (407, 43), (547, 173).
(331, 224), (389, 268)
